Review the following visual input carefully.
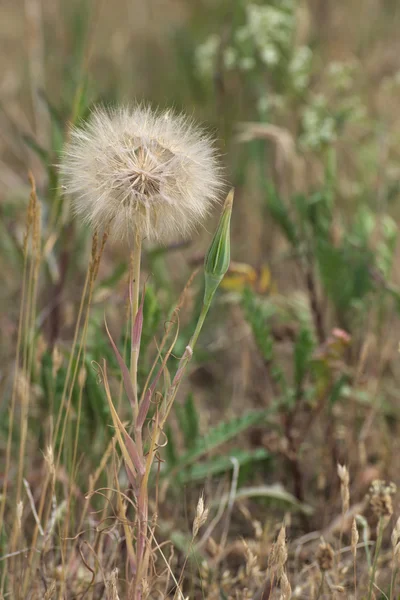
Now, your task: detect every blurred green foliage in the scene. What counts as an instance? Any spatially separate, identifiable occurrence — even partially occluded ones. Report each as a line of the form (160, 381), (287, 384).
(3, 0), (400, 510)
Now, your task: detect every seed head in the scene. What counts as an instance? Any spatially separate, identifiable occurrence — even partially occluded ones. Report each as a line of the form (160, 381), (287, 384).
(193, 494), (209, 537)
(337, 463), (350, 514)
(280, 571), (292, 600)
(106, 569), (120, 600)
(316, 542), (334, 571)
(60, 105), (224, 244)
(268, 526), (288, 577)
(351, 518), (359, 558)
(368, 480), (396, 519)
(16, 501), (23, 532)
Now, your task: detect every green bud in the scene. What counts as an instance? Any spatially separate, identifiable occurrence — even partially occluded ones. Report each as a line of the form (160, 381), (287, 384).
(203, 189), (233, 306)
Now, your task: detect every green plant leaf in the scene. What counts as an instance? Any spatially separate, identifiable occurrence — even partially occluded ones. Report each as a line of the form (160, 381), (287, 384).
(38, 91), (65, 156)
(264, 183), (298, 246)
(315, 240), (373, 313)
(328, 374), (348, 407)
(215, 484), (314, 515)
(165, 425), (178, 467)
(175, 392), (200, 451)
(166, 409), (274, 477)
(242, 287), (275, 362)
(294, 326), (315, 391)
(179, 447), (271, 483)
(22, 134), (49, 164)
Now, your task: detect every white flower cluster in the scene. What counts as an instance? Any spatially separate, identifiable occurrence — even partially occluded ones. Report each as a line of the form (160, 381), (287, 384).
(196, 34), (220, 77)
(195, 1), (298, 76)
(327, 61), (357, 92)
(257, 94), (286, 116)
(300, 95), (337, 150)
(300, 60), (367, 150)
(245, 2), (294, 67)
(195, 0), (313, 118)
(195, 3), (366, 156)
(289, 46), (313, 92)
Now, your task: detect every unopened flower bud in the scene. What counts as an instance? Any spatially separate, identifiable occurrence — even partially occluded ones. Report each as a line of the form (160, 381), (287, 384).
(203, 189), (233, 305)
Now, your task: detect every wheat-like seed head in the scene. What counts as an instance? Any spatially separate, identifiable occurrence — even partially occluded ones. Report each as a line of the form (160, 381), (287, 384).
(60, 105), (224, 244)
(337, 463), (350, 514)
(193, 495), (209, 537)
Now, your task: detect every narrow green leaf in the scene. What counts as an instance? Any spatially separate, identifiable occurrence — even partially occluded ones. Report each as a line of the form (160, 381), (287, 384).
(294, 327), (315, 391)
(184, 393), (199, 449)
(175, 393), (200, 451)
(22, 135), (49, 164)
(264, 183), (298, 246)
(179, 448), (270, 483)
(216, 484), (314, 515)
(328, 374), (348, 407)
(165, 425), (178, 467)
(166, 410), (274, 476)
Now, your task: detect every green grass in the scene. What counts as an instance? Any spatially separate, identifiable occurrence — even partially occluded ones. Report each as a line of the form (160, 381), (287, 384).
(2, 1), (400, 598)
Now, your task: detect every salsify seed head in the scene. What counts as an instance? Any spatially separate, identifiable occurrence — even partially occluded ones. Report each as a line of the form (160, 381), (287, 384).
(60, 105), (224, 244)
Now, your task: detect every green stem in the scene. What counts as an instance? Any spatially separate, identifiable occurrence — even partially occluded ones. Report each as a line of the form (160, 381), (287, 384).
(367, 518), (384, 600)
(390, 565), (397, 600)
(189, 301), (210, 349)
(160, 299), (212, 430)
(132, 292), (216, 598)
(316, 572), (325, 600)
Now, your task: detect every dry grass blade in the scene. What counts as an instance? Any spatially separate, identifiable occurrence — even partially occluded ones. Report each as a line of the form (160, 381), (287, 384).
(105, 317), (137, 414)
(99, 360), (144, 478)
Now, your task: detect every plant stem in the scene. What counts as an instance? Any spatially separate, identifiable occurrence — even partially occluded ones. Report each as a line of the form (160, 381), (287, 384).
(128, 235), (143, 600)
(189, 301), (209, 349)
(316, 572), (325, 600)
(160, 300), (210, 430)
(390, 566), (398, 600)
(130, 235), (142, 421)
(303, 260), (325, 345)
(367, 517), (384, 600)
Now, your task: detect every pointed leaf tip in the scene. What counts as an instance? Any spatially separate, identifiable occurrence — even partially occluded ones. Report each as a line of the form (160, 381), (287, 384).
(224, 188), (234, 209)
(203, 189), (233, 306)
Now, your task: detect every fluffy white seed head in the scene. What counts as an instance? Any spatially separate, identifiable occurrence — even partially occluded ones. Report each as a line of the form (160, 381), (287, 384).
(60, 105), (224, 244)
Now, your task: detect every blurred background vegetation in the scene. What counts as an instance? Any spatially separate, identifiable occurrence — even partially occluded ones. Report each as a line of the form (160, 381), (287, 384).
(3, 0), (400, 597)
